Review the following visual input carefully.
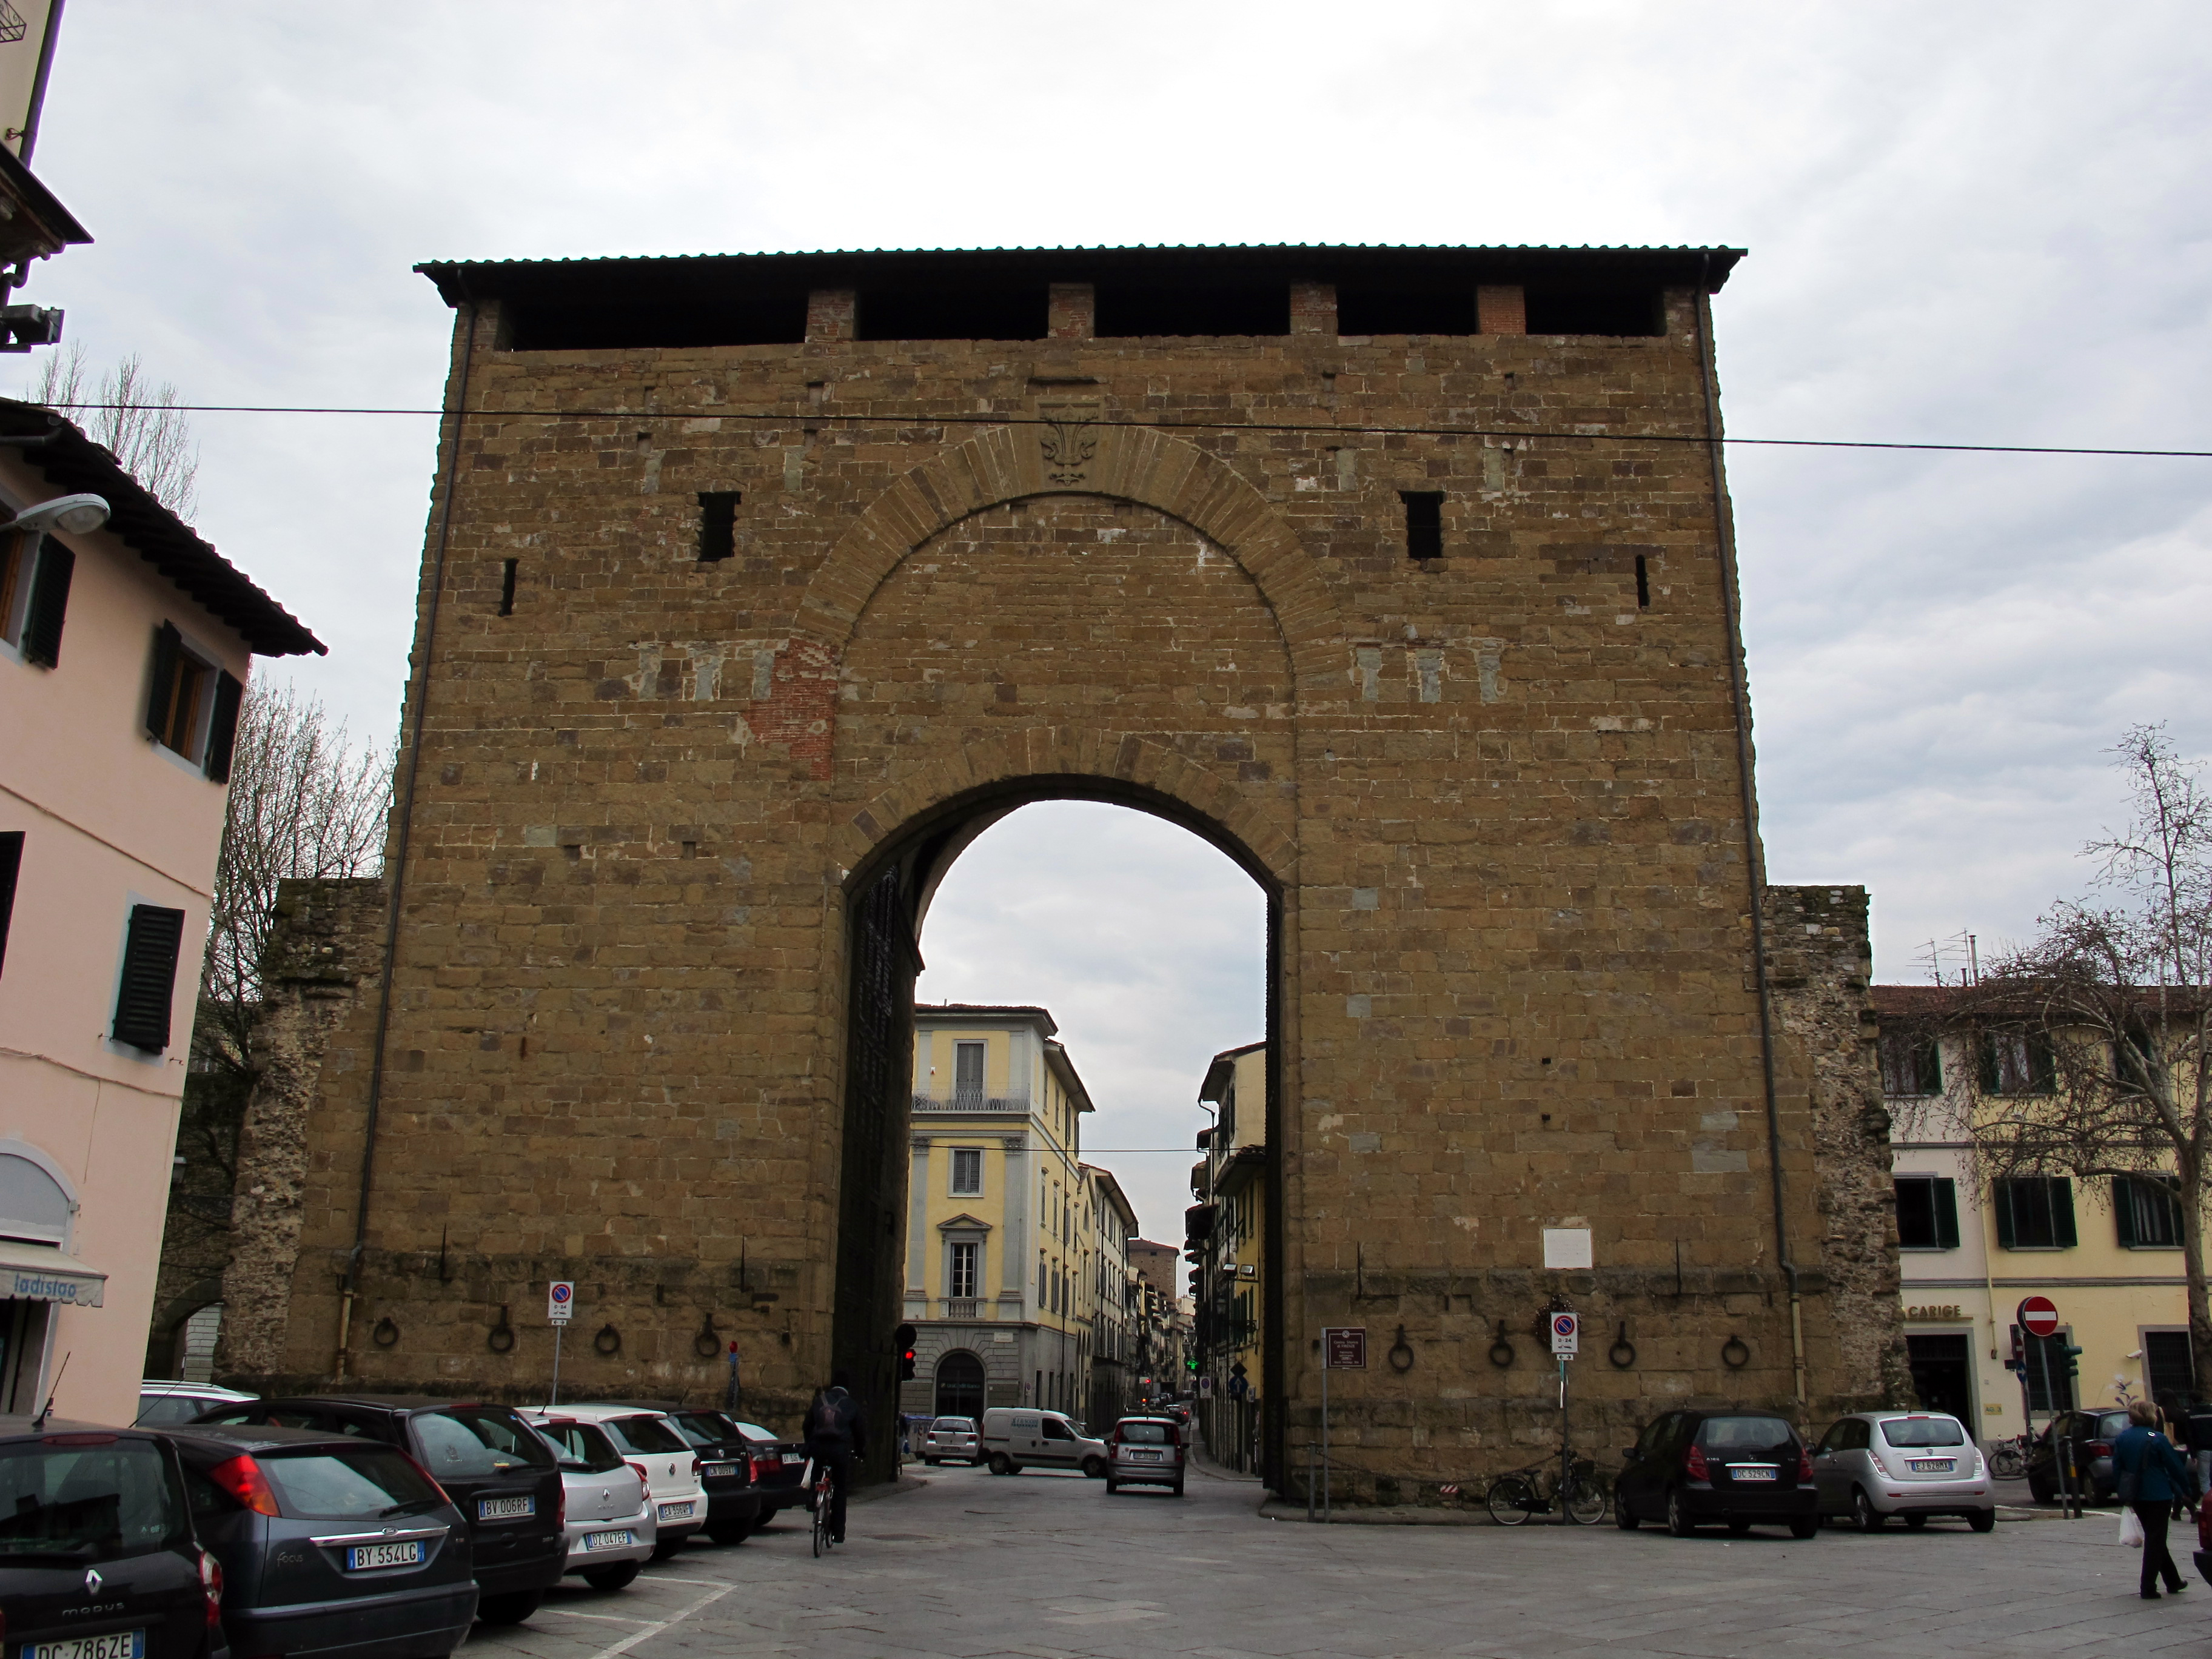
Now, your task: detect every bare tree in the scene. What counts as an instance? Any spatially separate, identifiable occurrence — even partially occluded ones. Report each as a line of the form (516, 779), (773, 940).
(1915, 726), (2212, 1387)
(30, 341), (201, 520)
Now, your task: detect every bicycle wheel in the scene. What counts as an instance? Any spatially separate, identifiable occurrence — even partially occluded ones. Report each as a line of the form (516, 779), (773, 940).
(1487, 1473), (1540, 1526)
(1987, 1443), (2024, 1481)
(811, 1475), (831, 1557)
(1564, 1475), (1608, 1526)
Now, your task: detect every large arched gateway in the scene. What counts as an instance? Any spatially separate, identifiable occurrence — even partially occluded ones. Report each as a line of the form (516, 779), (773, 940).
(244, 246), (1908, 1497)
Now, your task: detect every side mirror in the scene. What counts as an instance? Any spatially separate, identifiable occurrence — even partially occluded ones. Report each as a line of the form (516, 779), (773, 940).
(1620, 1446), (1640, 1461)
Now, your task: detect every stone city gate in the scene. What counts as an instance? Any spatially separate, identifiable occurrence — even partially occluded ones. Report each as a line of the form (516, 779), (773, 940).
(227, 245), (1908, 1494)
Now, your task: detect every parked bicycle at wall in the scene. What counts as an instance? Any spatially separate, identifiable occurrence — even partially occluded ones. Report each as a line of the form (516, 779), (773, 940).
(1985, 1435), (2028, 1481)
(1487, 1455), (1609, 1525)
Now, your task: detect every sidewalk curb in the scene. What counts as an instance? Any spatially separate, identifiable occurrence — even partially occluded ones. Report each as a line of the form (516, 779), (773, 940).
(856, 1473), (928, 1504)
(1258, 1498), (1494, 1525)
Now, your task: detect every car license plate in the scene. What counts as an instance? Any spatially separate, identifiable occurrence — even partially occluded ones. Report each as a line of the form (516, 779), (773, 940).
(1910, 1459), (1956, 1473)
(584, 1529), (634, 1550)
(347, 1540), (425, 1569)
(781, 1452), (804, 1464)
(1729, 1465), (1777, 1481)
(657, 1500), (695, 1521)
(1129, 1450), (1162, 1462)
(30, 1634), (144, 1659)
(703, 1461), (734, 1476)
(479, 1494), (535, 1519)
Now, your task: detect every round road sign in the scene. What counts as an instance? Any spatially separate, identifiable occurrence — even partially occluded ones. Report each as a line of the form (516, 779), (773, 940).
(2017, 1295), (2059, 1338)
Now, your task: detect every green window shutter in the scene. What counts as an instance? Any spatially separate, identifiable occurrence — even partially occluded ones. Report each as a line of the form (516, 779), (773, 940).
(1979, 1036), (2000, 1093)
(1934, 1179), (1960, 1249)
(112, 903), (186, 1051)
(203, 671), (244, 782)
(2116, 1178), (2140, 1247)
(0, 830), (21, 979)
(1992, 1181), (2017, 1249)
(2052, 1179), (2077, 1247)
(145, 622), (183, 740)
(21, 540), (73, 668)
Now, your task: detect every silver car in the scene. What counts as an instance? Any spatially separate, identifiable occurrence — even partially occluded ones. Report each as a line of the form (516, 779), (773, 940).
(921, 1415), (981, 1466)
(1810, 1410), (1995, 1531)
(528, 1416), (657, 1589)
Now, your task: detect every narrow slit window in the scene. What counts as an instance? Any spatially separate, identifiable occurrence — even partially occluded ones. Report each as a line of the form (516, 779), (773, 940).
(697, 492), (740, 563)
(498, 558), (518, 615)
(1401, 491), (1444, 561)
(950, 1147), (983, 1196)
(0, 830), (21, 979)
(1635, 554), (1651, 608)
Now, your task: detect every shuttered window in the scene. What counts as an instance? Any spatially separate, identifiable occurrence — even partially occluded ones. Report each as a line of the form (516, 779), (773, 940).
(203, 671), (244, 782)
(1992, 1176), (2077, 1250)
(112, 904), (186, 1051)
(19, 540), (72, 668)
(144, 624), (238, 776)
(1879, 1030), (1943, 1096)
(1894, 1175), (1960, 1249)
(1980, 1029), (2056, 1094)
(0, 831), (21, 978)
(2115, 1175), (2185, 1248)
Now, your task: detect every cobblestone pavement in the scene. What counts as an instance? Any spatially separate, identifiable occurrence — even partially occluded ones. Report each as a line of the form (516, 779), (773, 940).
(466, 1460), (2209, 1659)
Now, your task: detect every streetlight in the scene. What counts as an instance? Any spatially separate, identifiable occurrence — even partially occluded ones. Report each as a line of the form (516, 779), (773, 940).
(13, 494), (109, 537)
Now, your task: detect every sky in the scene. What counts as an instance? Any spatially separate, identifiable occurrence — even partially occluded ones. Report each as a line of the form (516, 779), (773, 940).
(19, 2), (2210, 1240)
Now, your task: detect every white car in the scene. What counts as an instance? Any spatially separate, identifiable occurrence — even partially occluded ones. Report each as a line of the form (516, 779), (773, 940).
(922, 1415), (982, 1465)
(528, 1415), (658, 1589)
(136, 1378), (256, 1424)
(523, 1404), (706, 1557)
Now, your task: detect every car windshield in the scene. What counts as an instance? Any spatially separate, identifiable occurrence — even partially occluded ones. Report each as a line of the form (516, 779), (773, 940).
(736, 1423), (777, 1442)
(135, 1392), (218, 1426)
(602, 1415), (686, 1455)
(532, 1420), (626, 1473)
(668, 1412), (739, 1447)
(0, 1436), (186, 1563)
(412, 1407), (555, 1478)
(260, 1448), (446, 1519)
(2099, 1412), (2130, 1439)
(1695, 1416), (1796, 1451)
(931, 1418), (974, 1432)
(1879, 1416), (1965, 1448)
(1119, 1422), (1173, 1444)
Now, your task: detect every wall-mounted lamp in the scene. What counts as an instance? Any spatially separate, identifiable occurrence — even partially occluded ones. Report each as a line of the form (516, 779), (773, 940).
(13, 493), (107, 537)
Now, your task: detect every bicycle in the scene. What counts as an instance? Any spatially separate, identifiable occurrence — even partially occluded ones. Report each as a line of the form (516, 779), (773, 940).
(807, 1458), (838, 1557)
(1486, 1455), (1609, 1526)
(1985, 1435), (2028, 1481)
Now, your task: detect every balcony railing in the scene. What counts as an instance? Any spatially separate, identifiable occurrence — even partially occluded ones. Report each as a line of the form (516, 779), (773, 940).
(942, 1298), (980, 1319)
(913, 1093), (1030, 1114)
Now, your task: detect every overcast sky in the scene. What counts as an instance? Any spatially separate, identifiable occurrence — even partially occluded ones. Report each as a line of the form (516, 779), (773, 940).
(25, 3), (2209, 1240)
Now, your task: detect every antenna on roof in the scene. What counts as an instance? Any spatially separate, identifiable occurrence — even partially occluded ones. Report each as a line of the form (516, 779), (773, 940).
(32, 1352), (69, 1431)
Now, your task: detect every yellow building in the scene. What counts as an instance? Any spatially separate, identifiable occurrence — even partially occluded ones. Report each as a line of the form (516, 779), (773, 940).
(1880, 989), (2194, 1456)
(1191, 1039), (1265, 1470)
(900, 1005), (1136, 1427)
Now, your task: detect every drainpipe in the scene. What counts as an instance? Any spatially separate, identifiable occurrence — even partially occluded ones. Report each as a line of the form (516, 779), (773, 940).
(15, 0), (65, 165)
(336, 293), (480, 1376)
(1694, 254), (1808, 1416)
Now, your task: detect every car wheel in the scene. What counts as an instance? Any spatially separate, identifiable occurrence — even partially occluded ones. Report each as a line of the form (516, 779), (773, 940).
(476, 1591), (543, 1626)
(1788, 1515), (1819, 1540)
(2028, 1476), (2054, 1505)
(581, 1561), (640, 1592)
(1968, 1509), (1996, 1533)
(707, 1521), (750, 1546)
(1614, 1484), (1638, 1530)
(1105, 1478), (1119, 1494)
(1851, 1487), (1883, 1532)
(651, 1538), (686, 1560)
(1666, 1487), (1695, 1537)
(988, 1453), (1014, 1476)
(1726, 1518), (1752, 1536)
(923, 1458), (937, 1467)
(1082, 1456), (1107, 1479)
(1903, 1513), (1928, 1530)
(1171, 1480), (1184, 1496)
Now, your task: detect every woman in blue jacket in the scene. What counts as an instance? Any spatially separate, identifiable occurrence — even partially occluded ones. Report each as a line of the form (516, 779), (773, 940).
(2114, 1398), (2197, 1599)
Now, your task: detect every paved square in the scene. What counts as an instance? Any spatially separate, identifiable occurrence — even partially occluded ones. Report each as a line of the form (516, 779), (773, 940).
(468, 1463), (2207, 1658)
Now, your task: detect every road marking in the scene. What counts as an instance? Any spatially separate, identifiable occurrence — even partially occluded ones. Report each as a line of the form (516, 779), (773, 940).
(581, 1582), (737, 1659)
(545, 1610), (657, 1626)
(635, 1573), (738, 1586)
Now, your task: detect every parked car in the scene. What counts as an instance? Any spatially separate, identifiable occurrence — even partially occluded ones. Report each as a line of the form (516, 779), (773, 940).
(920, 1416), (981, 1466)
(588, 1403), (759, 1544)
(979, 1408), (1108, 1478)
(1809, 1411), (1994, 1530)
(138, 1381), (258, 1427)
(187, 1395), (564, 1624)
(2025, 1407), (2128, 1504)
(734, 1420), (808, 1524)
(519, 1406), (704, 1558)
(1104, 1416), (1185, 1495)
(1614, 1409), (1820, 1538)
(523, 1417), (656, 1590)
(0, 1418), (227, 1659)
(163, 1421), (477, 1658)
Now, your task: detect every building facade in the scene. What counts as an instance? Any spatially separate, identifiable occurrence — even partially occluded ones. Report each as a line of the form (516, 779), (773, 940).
(1127, 1236), (1193, 1406)
(1880, 988), (2194, 1447)
(1084, 1165), (1138, 1430)
(0, 401), (320, 1423)
(1191, 1040), (1266, 1470)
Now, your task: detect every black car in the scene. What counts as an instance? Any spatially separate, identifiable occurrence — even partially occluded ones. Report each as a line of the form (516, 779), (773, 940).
(1614, 1409), (1820, 1538)
(2025, 1407), (2127, 1504)
(603, 1404), (762, 1544)
(188, 1396), (563, 1624)
(0, 1418), (227, 1659)
(163, 1423), (475, 1659)
(732, 1420), (809, 1526)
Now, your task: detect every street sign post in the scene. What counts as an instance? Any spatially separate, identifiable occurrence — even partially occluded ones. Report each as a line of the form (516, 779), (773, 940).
(1550, 1311), (1580, 1524)
(2014, 1297), (2072, 1518)
(1550, 1313), (1580, 1358)
(548, 1282), (575, 1406)
(2017, 1296), (2058, 1339)
(1319, 1328), (1366, 1521)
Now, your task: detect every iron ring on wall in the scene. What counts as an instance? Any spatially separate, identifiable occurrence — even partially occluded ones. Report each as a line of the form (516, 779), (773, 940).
(1388, 1325), (1415, 1373)
(1488, 1321), (1515, 1369)
(693, 1316), (722, 1361)
(1721, 1334), (1751, 1370)
(594, 1322), (622, 1356)
(1608, 1322), (1636, 1369)
(372, 1316), (400, 1349)
(487, 1305), (515, 1354)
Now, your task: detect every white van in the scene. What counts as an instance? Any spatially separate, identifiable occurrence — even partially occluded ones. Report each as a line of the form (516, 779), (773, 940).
(980, 1407), (1109, 1477)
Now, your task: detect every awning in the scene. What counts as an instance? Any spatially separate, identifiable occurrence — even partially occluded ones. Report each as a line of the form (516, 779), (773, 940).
(0, 1241), (105, 1308)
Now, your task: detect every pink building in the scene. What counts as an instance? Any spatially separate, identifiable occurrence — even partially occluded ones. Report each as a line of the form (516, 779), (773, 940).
(0, 398), (321, 1424)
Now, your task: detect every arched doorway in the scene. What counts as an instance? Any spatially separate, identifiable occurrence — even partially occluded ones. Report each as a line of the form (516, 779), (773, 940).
(934, 1349), (987, 1418)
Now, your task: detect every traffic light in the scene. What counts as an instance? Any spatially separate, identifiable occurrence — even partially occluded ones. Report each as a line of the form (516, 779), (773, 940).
(2059, 1342), (2082, 1381)
(894, 1323), (917, 1381)
(1185, 1358), (1198, 1373)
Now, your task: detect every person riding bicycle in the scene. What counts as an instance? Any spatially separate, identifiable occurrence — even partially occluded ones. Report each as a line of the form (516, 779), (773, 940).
(803, 1370), (868, 1544)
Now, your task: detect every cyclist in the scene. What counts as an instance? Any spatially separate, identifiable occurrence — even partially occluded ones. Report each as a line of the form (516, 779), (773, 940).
(803, 1369), (868, 1545)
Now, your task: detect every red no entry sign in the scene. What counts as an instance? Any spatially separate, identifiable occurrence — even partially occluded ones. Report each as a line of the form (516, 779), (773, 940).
(2017, 1296), (2059, 1338)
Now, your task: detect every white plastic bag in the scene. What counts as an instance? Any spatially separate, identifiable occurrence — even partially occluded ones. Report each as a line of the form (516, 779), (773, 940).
(2120, 1507), (2146, 1549)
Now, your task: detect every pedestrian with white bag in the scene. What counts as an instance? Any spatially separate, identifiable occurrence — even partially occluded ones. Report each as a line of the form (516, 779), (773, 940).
(2113, 1398), (2197, 1600)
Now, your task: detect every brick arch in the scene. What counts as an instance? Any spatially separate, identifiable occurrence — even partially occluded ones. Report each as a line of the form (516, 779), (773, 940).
(795, 423), (1344, 699)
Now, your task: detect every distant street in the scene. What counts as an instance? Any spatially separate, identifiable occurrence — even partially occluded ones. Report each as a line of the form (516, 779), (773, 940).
(466, 1461), (2207, 1659)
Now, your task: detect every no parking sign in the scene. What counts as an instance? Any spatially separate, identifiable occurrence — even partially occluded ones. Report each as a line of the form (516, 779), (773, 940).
(1550, 1312), (1580, 1358)
(548, 1281), (574, 1324)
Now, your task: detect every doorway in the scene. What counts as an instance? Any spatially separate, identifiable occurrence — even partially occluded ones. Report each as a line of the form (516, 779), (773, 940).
(1906, 1332), (1974, 1421)
(934, 1350), (986, 1418)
